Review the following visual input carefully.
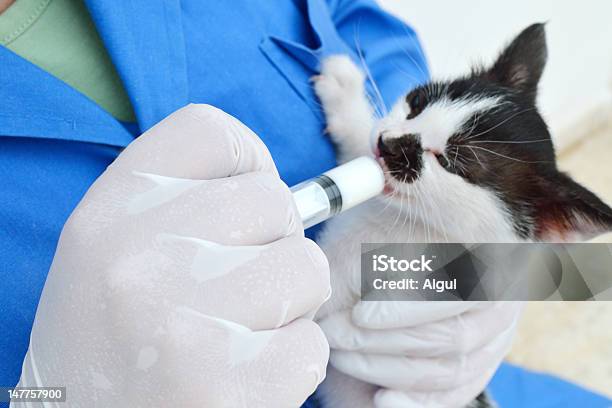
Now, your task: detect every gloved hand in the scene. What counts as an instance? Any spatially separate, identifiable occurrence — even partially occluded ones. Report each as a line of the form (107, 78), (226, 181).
(15, 104), (331, 408)
(319, 301), (523, 408)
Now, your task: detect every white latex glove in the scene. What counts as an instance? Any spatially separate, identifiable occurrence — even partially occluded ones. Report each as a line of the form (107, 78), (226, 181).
(319, 301), (523, 408)
(15, 104), (331, 408)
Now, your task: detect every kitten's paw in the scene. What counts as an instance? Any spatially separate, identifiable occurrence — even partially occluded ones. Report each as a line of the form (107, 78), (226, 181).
(312, 55), (374, 158)
(313, 55), (366, 106)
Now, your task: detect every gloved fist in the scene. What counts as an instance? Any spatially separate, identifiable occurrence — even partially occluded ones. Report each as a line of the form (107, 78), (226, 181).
(319, 301), (523, 408)
(16, 105), (331, 407)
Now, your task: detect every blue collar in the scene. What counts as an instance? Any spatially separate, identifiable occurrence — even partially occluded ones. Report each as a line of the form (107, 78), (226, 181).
(84, 0), (189, 131)
(0, 46), (134, 147)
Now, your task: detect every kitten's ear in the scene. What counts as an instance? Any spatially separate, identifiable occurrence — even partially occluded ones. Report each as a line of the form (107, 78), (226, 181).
(486, 23), (547, 97)
(534, 173), (612, 242)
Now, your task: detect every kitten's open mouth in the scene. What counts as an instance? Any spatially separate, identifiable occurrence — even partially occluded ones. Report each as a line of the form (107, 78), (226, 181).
(374, 154), (396, 193)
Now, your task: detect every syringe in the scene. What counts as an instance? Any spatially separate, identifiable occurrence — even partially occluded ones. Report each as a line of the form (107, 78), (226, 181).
(290, 156), (385, 229)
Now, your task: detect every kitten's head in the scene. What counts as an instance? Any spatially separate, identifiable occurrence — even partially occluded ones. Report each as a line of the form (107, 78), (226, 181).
(376, 23), (612, 242)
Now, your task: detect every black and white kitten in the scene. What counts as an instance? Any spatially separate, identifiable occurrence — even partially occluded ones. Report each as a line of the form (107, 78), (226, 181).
(312, 23), (612, 408)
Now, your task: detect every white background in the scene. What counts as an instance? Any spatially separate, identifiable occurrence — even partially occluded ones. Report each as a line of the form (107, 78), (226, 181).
(378, 0), (612, 145)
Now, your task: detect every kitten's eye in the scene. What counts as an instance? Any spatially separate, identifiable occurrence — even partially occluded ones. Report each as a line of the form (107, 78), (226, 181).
(436, 153), (450, 169)
(406, 89), (427, 119)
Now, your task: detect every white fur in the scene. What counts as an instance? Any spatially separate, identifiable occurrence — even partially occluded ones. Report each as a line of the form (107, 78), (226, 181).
(378, 95), (502, 153)
(313, 55), (375, 163)
(312, 55), (518, 408)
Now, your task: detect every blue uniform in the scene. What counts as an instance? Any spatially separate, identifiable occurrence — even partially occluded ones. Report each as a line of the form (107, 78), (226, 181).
(1, 1), (610, 407)
(0, 0), (428, 396)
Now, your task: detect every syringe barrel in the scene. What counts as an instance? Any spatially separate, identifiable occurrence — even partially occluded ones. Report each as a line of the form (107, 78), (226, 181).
(290, 156), (384, 229)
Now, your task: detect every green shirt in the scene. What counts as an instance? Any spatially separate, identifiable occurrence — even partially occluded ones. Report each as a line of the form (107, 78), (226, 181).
(0, 0), (135, 122)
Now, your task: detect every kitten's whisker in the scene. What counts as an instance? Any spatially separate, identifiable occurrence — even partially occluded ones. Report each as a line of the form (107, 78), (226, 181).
(375, 191), (397, 217)
(399, 184), (413, 232)
(432, 187), (449, 243)
(390, 60), (426, 86)
(453, 146), (459, 168)
(383, 170), (402, 175)
(354, 22), (388, 117)
(400, 146), (410, 164)
(422, 187), (432, 242)
(365, 92), (384, 120)
(470, 138), (551, 145)
(458, 112), (482, 142)
(389, 185), (405, 235)
(463, 108), (537, 141)
(467, 146), (484, 168)
(395, 24), (429, 81)
(454, 144), (553, 164)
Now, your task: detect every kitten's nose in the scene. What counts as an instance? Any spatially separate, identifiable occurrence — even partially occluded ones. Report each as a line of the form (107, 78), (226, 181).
(378, 133), (423, 183)
(378, 133), (420, 158)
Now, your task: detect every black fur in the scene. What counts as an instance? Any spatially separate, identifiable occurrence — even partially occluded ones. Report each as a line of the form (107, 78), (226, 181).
(484, 23), (548, 101)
